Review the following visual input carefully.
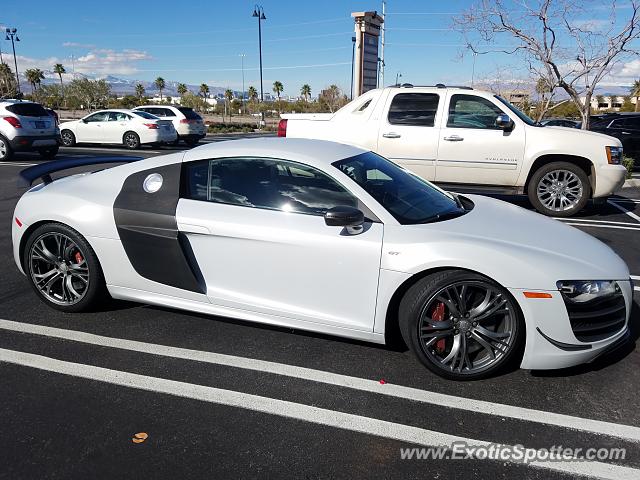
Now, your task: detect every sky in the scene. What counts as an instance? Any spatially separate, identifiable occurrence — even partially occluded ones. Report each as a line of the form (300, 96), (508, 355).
(2, 0), (640, 97)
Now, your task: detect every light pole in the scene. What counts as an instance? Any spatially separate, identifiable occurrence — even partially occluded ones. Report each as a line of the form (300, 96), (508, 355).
(395, 72), (402, 86)
(5, 28), (20, 93)
(239, 53), (246, 114)
(350, 36), (356, 100)
(252, 5), (266, 103)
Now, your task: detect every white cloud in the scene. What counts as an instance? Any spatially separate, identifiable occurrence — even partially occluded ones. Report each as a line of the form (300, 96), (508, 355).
(62, 42), (96, 49)
(4, 48), (152, 76)
(600, 59), (640, 86)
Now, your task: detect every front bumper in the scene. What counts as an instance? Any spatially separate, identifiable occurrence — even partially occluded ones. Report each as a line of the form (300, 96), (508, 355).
(514, 280), (633, 370)
(9, 134), (60, 152)
(593, 163), (627, 197)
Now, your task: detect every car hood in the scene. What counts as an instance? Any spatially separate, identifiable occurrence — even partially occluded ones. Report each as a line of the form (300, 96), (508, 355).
(382, 194), (630, 290)
(58, 119), (80, 129)
(538, 124), (621, 145)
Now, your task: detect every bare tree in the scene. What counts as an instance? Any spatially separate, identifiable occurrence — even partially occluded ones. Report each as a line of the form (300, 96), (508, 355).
(455, 0), (640, 128)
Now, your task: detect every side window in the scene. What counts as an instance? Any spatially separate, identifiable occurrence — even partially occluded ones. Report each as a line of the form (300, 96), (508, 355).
(619, 117), (640, 129)
(163, 108), (176, 117)
(183, 158), (358, 216)
(447, 94), (505, 129)
(108, 112), (129, 121)
(84, 112), (108, 122)
(388, 93), (439, 126)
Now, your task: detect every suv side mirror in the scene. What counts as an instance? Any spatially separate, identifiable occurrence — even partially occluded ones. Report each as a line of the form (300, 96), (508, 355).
(496, 114), (514, 130)
(324, 206), (365, 227)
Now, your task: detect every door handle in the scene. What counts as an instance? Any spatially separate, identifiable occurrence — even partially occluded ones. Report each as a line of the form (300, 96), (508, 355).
(382, 132), (401, 139)
(444, 135), (464, 141)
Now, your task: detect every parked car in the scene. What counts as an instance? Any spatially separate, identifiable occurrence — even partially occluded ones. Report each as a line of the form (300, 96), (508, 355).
(538, 118), (579, 128)
(0, 99), (60, 160)
(280, 85), (627, 217)
(587, 113), (640, 161)
(132, 105), (206, 146)
(59, 109), (177, 149)
(13, 138), (631, 380)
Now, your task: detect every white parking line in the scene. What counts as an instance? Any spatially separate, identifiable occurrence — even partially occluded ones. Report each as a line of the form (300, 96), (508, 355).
(0, 319), (638, 443)
(0, 347), (635, 480)
(608, 200), (640, 223)
(564, 223), (640, 231)
(556, 218), (640, 226)
(0, 161), (38, 167)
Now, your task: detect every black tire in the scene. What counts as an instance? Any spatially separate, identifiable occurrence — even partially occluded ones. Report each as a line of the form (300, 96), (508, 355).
(23, 223), (109, 313)
(38, 145), (59, 159)
(399, 270), (525, 381)
(0, 135), (13, 161)
(60, 130), (76, 147)
(527, 161), (591, 217)
(123, 131), (141, 150)
(184, 137), (199, 147)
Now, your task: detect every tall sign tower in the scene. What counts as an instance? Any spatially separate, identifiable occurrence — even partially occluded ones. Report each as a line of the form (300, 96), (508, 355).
(351, 11), (384, 98)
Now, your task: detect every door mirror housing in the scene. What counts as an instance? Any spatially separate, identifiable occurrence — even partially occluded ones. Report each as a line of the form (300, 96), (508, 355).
(324, 206), (365, 227)
(496, 114), (514, 130)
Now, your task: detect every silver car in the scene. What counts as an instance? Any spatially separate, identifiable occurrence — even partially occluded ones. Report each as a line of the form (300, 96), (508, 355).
(0, 100), (60, 160)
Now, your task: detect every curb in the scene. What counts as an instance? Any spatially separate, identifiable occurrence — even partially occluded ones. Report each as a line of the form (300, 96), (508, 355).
(621, 178), (640, 189)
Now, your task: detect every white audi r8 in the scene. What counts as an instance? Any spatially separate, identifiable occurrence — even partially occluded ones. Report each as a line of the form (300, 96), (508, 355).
(12, 139), (632, 380)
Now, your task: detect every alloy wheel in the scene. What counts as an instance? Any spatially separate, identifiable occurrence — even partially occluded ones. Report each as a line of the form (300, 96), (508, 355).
(124, 133), (138, 148)
(417, 280), (517, 375)
(0, 138), (7, 158)
(536, 169), (583, 212)
(61, 131), (74, 146)
(28, 232), (90, 306)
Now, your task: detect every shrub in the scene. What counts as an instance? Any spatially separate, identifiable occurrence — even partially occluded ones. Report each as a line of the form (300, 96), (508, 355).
(622, 155), (635, 179)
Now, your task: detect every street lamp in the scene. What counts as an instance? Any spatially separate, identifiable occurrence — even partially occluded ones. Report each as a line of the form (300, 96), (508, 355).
(350, 36), (356, 100)
(5, 28), (20, 93)
(395, 72), (402, 86)
(239, 53), (246, 114)
(252, 5), (266, 103)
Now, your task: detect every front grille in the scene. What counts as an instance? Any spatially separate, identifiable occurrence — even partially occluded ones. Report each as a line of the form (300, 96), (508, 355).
(563, 291), (626, 342)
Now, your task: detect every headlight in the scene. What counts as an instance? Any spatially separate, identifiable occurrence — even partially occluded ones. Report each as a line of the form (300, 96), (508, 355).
(557, 280), (620, 303)
(605, 146), (623, 165)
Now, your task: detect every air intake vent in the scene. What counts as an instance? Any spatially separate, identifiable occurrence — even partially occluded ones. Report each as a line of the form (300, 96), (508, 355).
(562, 289), (626, 342)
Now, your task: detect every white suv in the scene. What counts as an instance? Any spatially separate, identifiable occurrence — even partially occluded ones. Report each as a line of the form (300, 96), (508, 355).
(0, 100), (60, 160)
(132, 105), (206, 146)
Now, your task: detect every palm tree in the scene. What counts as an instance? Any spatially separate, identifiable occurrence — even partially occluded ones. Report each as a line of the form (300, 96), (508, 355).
(135, 83), (145, 102)
(53, 63), (65, 88)
(154, 77), (166, 101)
(301, 84), (311, 102)
(248, 86), (258, 101)
(177, 83), (187, 96)
(199, 83), (209, 99)
(272, 81), (283, 101)
(0, 63), (14, 95)
(631, 79), (640, 112)
(224, 88), (234, 120)
(25, 68), (45, 94)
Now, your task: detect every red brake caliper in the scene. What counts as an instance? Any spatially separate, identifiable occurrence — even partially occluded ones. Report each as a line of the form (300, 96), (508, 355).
(431, 302), (446, 353)
(74, 251), (83, 264)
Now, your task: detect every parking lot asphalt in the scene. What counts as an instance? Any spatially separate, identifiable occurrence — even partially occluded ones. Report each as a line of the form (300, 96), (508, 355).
(0, 136), (638, 479)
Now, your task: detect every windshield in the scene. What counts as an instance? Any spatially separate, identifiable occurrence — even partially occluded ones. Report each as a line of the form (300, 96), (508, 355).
(333, 152), (467, 224)
(494, 95), (536, 126)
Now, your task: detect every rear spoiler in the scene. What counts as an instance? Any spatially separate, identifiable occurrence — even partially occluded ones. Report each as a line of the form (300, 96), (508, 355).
(18, 156), (143, 188)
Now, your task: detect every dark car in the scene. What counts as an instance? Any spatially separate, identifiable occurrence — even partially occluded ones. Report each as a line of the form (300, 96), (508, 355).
(588, 113), (640, 159)
(539, 118), (579, 128)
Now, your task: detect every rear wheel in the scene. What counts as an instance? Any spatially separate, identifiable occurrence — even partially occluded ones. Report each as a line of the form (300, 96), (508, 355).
(23, 223), (108, 313)
(0, 136), (13, 161)
(399, 270), (524, 380)
(528, 162), (590, 217)
(123, 131), (141, 149)
(184, 137), (199, 147)
(61, 130), (76, 147)
(38, 145), (59, 159)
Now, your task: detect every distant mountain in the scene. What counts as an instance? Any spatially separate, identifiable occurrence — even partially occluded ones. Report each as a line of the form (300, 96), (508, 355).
(18, 70), (234, 97)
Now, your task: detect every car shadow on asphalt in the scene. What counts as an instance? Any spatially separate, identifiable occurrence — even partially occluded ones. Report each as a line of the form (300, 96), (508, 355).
(530, 299), (639, 378)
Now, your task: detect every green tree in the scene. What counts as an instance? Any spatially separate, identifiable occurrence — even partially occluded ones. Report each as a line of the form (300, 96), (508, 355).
(630, 79), (640, 112)
(300, 84), (311, 102)
(199, 83), (209, 99)
(177, 83), (187, 96)
(66, 78), (112, 111)
(25, 68), (45, 94)
(154, 77), (166, 101)
(135, 83), (145, 102)
(0, 63), (17, 97)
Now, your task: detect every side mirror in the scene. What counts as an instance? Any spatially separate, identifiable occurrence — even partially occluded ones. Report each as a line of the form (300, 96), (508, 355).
(324, 206), (365, 227)
(496, 114), (514, 130)
(81, 118), (87, 123)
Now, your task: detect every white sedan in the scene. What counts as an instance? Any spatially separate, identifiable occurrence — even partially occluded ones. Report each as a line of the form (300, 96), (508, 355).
(12, 138), (631, 380)
(59, 109), (177, 149)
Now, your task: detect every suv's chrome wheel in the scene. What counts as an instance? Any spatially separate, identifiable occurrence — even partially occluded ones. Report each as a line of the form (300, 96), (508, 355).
(536, 169), (583, 212)
(28, 232), (90, 306)
(417, 280), (518, 375)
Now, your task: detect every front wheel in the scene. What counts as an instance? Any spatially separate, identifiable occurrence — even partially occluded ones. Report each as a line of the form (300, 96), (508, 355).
(399, 270), (524, 380)
(528, 162), (590, 217)
(38, 146), (59, 159)
(61, 130), (76, 147)
(23, 223), (108, 312)
(123, 131), (141, 150)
